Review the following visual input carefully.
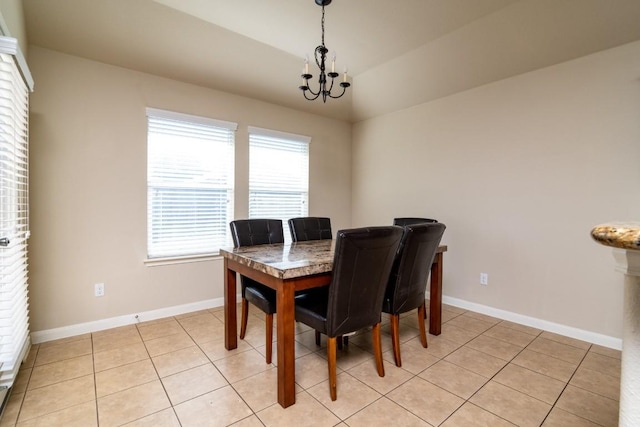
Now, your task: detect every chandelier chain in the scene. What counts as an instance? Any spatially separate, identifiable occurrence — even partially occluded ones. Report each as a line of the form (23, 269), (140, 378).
(321, 5), (325, 47)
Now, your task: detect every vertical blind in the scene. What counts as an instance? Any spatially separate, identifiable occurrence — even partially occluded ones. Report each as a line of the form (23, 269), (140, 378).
(248, 126), (310, 242)
(0, 37), (33, 391)
(147, 108), (236, 258)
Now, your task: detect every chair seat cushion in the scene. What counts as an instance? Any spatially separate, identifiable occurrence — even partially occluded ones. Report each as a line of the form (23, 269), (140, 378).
(243, 278), (277, 314)
(294, 287), (329, 334)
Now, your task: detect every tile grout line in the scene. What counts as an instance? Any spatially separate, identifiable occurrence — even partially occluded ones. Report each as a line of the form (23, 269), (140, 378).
(90, 332), (99, 427)
(181, 311), (263, 425)
(435, 322), (537, 426)
(141, 315), (186, 427)
(6, 304), (620, 426)
(537, 343), (610, 427)
(11, 343), (37, 426)
(334, 308), (476, 426)
(435, 315), (609, 425)
(452, 324), (617, 426)
(341, 309), (472, 425)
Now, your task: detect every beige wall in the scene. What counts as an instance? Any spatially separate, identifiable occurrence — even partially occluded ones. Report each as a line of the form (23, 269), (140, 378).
(27, 46), (352, 332)
(352, 41), (640, 339)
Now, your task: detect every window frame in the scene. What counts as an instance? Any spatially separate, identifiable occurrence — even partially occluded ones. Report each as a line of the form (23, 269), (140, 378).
(145, 108), (237, 263)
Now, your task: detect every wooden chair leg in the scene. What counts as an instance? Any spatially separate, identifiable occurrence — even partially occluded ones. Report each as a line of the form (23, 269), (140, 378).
(265, 313), (273, 364)
(390, 314), (402, 367)
(239, 298), (249, 339)
(418, 303), (428, 348)
(327, 337), (337, 401)
(372, 323), (385, 377)
(315, 330), (321, 346)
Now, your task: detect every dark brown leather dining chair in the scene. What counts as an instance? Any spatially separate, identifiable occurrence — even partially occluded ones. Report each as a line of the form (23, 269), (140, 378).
(229, 219), (284, 364)
(393, 217), (440, 320)
(288, 216), (333, 346)
(382, 222), (446, 367)
(288, 217), (332, 242)
(393, 217), (438, 226)
(294, 226), (403, 400)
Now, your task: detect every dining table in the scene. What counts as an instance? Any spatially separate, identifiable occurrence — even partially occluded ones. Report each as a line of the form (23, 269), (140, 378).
(220, 239), (448, 408)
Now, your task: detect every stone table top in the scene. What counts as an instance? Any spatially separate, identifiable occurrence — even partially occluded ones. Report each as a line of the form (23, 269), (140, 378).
(591, 222), (640, 250)
(219, 239), (336, 279)
(220, 239), (449, 280)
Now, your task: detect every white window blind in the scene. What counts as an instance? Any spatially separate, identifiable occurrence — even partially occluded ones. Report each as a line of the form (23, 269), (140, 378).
(0, 36), (33, 392)
(248, 126), (310, 242)
(147, 108), (236, 258)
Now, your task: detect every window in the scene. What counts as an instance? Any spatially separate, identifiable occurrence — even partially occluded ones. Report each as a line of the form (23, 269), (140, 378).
(0, 36), (33, 391)
(146, 108), (236, 259)
(248, 126), (310, 242)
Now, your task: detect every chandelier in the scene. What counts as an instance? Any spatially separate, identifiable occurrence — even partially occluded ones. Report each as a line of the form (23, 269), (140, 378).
(299, 0), (350, 102)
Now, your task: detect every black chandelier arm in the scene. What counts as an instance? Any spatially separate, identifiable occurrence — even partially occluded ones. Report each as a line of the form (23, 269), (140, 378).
(326, 82), (351, 99)
(301, 88), (322, 101)
(300, 84), (321, 97)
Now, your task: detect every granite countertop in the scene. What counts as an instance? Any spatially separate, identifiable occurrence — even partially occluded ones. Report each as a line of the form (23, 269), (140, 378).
(219, 239), (335, 279)
(220, 239), (448, 279)
(591, 222), (640, 250)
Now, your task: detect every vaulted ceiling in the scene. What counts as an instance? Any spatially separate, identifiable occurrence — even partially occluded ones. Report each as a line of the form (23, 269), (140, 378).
(23, 0), (640, 122)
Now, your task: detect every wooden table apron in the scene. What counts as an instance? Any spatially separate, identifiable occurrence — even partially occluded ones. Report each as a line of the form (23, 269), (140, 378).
(223, 243), (447, 408)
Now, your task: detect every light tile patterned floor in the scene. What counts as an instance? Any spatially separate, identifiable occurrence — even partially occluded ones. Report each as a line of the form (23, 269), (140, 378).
(0, 303), (621, 426)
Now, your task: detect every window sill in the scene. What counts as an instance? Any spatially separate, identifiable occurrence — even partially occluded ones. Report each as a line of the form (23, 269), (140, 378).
(144, 253), (222, 267)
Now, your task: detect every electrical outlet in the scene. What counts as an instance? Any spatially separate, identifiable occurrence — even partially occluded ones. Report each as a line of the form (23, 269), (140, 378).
(480, 273), (488, 286)
(95, 283), (105, 297)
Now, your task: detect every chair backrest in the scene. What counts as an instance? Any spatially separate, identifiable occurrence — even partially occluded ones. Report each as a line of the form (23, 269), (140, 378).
(326, 226), (403, 337)
(393, 217), (438, 226)
(288, 217), (332, 242)
(229, 219), (284, 248)
(384, 222), (446, 314)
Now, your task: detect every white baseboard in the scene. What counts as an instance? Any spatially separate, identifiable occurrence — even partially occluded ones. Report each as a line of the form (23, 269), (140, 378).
(442, 295), (622, 351)
(30, 296), (233, 344)
(31, 293), (622, 351)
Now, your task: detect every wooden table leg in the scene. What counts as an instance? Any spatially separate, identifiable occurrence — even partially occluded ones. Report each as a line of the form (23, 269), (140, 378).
(429, 252), (443, 335)
(224, 258), (237, 350)
(276, 279), (296, 407)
